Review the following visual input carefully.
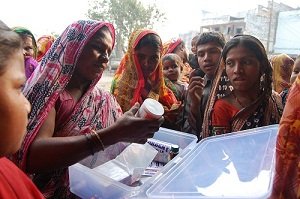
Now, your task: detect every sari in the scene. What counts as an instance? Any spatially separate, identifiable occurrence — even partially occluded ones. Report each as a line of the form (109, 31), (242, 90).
(271, 53), (294, 94)
(202, 60), (283, 138)
(271, 75), (300, 199)
(0, 158), (44, 198)
(111, 29), (179, 112)
(12, 20), (122, 198)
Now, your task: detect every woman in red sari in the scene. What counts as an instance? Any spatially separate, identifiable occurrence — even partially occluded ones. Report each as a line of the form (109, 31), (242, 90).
(202, 35), (282, 138)
(0, 20), (44, 198)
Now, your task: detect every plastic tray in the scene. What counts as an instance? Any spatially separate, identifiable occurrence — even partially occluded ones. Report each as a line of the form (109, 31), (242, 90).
(69, 127), (197, 199)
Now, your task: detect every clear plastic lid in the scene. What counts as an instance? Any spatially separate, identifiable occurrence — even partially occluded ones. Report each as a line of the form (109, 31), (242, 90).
(146, 125), (279, 199)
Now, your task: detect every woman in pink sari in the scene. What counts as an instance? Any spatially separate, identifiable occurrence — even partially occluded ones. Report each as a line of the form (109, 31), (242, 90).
(12, 20), (162, 198)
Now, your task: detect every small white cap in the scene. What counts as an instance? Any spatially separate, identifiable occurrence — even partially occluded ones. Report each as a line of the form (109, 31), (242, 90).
(142, 98), (164, 118)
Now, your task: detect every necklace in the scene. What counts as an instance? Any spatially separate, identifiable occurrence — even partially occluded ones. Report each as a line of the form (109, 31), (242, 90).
(232, 91), (245, 108)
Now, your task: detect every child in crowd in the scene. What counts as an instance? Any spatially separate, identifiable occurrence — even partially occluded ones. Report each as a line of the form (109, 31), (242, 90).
(281, 54), (300, 107)
(162, 53), (187, 101)
(0, 20), (44, 198)
(162, 38), (192, 84)
(162, 53), (187, 130)
(188, 34), (204, 75)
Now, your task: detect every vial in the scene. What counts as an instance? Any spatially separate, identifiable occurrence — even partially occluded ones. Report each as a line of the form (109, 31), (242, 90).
(136, 98), (164, 119)
(169, 144), (179, 161)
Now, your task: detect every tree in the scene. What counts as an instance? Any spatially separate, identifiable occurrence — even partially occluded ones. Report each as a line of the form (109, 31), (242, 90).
(87, 0), (165, 58)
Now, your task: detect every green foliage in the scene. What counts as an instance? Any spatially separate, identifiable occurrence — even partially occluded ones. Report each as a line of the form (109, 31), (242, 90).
(87, 0), (165, 57)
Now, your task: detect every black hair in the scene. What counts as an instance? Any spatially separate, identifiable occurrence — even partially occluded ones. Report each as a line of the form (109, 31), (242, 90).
(135, 33), (162, 50)
(0, 20), (23, 74)
(162, 53), (184, 71)
(196, 31), (225, 49)
(222, 34), (273, 97)
(192, 34), (200, 42)
(99, 25), (110, 36)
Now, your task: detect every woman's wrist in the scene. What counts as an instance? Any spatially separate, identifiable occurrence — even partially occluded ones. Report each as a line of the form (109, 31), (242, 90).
(91, 130), (105, 150)
(93, 125), (122, 148)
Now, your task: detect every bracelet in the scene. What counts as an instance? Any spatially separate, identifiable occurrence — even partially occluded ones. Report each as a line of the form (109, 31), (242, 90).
(84, 133), (95, 155)
(91, 130), (105, 151)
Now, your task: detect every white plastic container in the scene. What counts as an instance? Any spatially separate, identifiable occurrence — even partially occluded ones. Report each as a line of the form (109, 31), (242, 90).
(70, 125), (279, 199)
(145, 125), (279, 199)
(136, 98), (164, 119)
(69, 127), (197, 199)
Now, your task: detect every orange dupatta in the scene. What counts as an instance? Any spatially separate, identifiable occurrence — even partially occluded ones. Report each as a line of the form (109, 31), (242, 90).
(271, 74), (300, 199)
(111, 29), (179, 112)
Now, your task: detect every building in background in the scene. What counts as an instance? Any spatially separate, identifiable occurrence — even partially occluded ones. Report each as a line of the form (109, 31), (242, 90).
(179, 31), (199, 52)
(200, 15), (245, 41)
(199, 1), (293, 54)
(273, 9), (300, 56)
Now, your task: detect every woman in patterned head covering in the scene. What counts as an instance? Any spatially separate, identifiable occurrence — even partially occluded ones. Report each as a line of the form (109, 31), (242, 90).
(12, 20), (163, 198)
(270, 53), (294, 94)
(36, 35), (55, 62)
(202, 35), (282, 138)
(111, 29), (179, 113)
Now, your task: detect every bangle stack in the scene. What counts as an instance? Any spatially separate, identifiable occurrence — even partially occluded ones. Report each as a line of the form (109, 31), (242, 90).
(84, 130), (105, 155)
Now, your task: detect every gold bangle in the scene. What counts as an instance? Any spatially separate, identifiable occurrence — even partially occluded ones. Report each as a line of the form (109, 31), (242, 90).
(91, 130), (105, 151)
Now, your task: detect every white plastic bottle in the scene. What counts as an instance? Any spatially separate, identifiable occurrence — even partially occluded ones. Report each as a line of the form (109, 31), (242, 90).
(136, 98), (164, 119)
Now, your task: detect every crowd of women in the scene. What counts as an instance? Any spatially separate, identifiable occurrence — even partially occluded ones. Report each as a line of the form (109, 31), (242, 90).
(0, 18), (299, 198)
